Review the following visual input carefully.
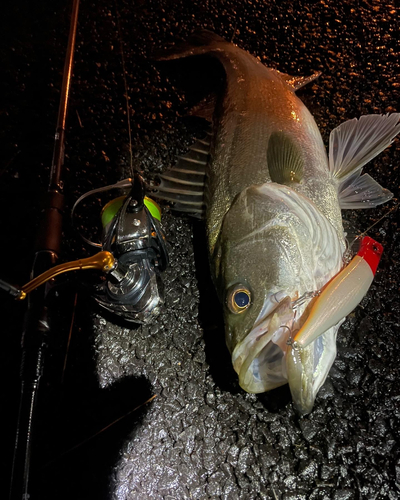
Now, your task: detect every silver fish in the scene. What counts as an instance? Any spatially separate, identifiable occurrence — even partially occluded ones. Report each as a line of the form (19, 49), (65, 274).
(156, 31), (400, 413)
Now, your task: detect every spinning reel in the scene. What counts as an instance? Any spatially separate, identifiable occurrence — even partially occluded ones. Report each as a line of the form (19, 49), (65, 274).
(0, 173), (169, 324)
(92, 173), (168, 323)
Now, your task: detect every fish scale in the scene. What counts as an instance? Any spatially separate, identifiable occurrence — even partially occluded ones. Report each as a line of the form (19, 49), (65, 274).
(154, 30), (400, 413)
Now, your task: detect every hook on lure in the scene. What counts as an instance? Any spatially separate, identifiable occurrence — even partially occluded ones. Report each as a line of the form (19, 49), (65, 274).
(291, 236), (383, 348)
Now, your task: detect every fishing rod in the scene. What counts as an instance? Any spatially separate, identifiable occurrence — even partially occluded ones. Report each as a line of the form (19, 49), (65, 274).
(4, 3), (169, 496)
(7, 1), (80, 497)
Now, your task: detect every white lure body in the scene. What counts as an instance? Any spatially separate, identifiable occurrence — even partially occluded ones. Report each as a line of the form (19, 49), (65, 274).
(294, 236), (383, 348)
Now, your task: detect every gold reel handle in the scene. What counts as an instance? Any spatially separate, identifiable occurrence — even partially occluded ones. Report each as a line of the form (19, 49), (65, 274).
(18, 251), (115, 300)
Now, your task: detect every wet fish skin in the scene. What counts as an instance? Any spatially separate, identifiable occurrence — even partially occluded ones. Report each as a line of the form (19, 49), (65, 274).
(155, 31), (399, 413)
(203, 39), (343, 254)
(195, 35), (344, 353)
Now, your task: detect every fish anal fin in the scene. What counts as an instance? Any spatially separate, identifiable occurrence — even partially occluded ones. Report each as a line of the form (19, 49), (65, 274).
(339, 172), (394, 209)
(267, 132), (304, 184)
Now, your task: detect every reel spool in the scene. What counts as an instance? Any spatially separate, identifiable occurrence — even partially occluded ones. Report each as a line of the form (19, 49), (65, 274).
(0, 173), (169, 325)
(92, 173), (169, 323)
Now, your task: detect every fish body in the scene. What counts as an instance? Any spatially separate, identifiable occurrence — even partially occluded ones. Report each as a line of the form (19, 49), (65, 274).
(156, 31), (399, 413)
(202, 41), (341, 252)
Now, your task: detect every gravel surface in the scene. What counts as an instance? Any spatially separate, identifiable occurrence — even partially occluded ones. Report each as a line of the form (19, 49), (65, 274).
(1, 1), (400, 499)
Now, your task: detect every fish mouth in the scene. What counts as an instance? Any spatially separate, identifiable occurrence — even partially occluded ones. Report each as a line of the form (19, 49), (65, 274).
(231, 293), (295, 393)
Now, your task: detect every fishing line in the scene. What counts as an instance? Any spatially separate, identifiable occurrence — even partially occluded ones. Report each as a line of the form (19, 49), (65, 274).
(68, 9), (169, 324)
(271, 486), (279, 500)
(290, 200), (397, 314)
(114, 0), (134, 178)
(41, 394), (157, 467)
(71, 177), (133, 247)
(61, 292), (78, 386)
(347, 200), (399, 251)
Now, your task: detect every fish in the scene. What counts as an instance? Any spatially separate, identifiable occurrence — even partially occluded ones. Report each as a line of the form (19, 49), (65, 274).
(155, 31), (400, 414)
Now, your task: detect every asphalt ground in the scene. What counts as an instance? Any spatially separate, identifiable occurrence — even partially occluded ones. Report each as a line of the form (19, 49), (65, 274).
(1, 1), (399, 499)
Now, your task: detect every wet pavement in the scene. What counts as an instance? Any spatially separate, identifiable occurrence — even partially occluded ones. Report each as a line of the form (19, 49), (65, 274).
(1, 1), (400, 499)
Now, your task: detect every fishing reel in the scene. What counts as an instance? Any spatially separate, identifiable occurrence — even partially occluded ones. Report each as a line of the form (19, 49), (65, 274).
(0, 173), (169, 325)
(91, 173), (168, 323)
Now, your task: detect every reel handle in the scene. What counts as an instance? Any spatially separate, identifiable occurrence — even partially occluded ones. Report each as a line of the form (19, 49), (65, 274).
(15, 251), (115, 300)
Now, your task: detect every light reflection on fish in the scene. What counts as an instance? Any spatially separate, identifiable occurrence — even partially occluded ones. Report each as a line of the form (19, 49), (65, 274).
(155, 31), (400, 413)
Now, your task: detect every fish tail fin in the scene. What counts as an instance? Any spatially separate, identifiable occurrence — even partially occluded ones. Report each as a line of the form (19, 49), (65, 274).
(154, 30), (228, 61)
(329, 114), (400, 209)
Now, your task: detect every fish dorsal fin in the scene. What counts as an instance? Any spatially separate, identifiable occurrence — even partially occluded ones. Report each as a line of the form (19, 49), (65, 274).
(329, 114), (400, 208)
(271, 69), (321, 91)
(154, 132), (211, 217)
(267, 132), (304, 184)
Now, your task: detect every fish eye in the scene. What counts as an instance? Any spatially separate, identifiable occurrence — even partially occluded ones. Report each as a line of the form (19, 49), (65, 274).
(227, 285), (251, 314)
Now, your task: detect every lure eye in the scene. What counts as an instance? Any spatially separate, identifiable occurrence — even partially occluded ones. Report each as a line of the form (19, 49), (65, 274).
(227, 285), (251, 314)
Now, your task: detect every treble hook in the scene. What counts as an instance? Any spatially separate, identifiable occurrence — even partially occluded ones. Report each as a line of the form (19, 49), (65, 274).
(291, 290), (321, 310)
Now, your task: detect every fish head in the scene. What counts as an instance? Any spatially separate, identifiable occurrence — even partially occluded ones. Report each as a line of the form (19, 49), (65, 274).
(213, 182), (343, 400)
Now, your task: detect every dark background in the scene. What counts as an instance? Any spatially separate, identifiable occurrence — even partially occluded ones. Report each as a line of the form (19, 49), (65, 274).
(1, 0), (399, 499)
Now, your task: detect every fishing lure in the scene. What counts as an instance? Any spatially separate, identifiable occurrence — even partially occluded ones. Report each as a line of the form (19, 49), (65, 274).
(292, 236), (383, 348)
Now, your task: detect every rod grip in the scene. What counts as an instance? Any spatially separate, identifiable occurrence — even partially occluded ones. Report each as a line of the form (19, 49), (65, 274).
(35, 190), (64, 255)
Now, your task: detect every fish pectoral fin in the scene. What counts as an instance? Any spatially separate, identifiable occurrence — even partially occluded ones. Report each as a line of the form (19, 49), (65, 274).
(271, 69), (321, 91)
(339, 172), (393, 209)
(329, 113), (400, 190)
(267, 131), (304, 184)
(154, 133), (211, 217)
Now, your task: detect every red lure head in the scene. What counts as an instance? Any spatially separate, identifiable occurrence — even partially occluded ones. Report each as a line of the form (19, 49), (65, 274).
(357, 236), (383, 275)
